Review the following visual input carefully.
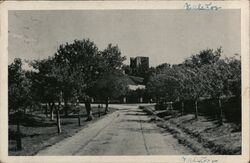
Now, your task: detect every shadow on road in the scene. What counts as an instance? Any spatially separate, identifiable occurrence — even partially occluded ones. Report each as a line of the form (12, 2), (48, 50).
(125, 113), (147, 116)
(120, 119), (151, 123)
(118, 127), (160, 134)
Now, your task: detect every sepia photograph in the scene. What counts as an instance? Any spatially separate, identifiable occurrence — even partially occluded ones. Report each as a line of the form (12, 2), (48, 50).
(0, 1), (249, 163)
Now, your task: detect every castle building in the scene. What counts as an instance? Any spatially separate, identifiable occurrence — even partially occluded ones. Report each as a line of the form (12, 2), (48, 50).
(121, 56), (149, 103)
(130, 56), (149, 69)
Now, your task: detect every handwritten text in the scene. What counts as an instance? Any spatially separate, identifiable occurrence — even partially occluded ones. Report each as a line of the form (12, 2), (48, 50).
(185, 3), (221, 11)
(182, 156), (218, 163)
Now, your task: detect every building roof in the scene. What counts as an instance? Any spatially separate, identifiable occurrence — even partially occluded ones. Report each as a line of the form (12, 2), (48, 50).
(128, 75), (144, 85)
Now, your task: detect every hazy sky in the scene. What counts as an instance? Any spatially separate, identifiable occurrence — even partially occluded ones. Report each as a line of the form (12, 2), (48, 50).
(9, 10), (240, 67)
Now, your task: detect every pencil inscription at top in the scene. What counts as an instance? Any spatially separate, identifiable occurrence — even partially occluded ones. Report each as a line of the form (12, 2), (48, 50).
(185, 3), (222, 11)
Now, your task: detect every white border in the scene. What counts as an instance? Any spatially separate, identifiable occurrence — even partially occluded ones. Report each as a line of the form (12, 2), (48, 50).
(0, 1), (249, 163)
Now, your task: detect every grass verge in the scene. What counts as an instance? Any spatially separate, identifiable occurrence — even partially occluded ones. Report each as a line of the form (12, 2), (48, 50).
(9, 106), (117, 156)
(140, 105), (241, 155)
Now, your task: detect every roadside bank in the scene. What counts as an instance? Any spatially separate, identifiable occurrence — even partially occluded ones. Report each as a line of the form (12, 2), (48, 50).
(140, 105), (241, 155)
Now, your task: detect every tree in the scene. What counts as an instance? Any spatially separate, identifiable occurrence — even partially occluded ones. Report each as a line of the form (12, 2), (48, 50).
(122, 65), (132, 75)
(202, 62), (227, 124)
(184, 47), (221, 68)
(100, 44), (126, 72)
(226, 55), (241, 98)
(147, 73), (167, 102)
(171, 64), (192, 115)
(24, 70), (41, 114)
(91, 70), (129, 113)
(31, 58), (62, 132)
(31, 58), (58, 120)
(8, 58), (32, 150)
(54, 39), (101, 121)
(147, 65), (181, 104)
(9, 59), (31, 113)
(183, 66), (207, 120)
(155, 63), (171, 73)
(90, 44), (127, 113)
(186, 48), (238, 123)
(181, 48), (223, 120)
(146, 47), (240, 122)
(203, 54), (241, 124)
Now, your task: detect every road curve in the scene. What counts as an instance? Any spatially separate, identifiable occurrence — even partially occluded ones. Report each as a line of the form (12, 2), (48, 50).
(37, 104), (193, 155)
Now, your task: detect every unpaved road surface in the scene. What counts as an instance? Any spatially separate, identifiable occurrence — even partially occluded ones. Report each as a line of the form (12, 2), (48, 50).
(37, 104), (193, 155)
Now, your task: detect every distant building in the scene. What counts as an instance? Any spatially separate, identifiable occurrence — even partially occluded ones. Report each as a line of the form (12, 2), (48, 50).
(121, 56), (149, 103)
(123, 75), (146, 103)
(130, 56), (149, 69)
(127, 75), (145, 91)
(127, 56), (149, 90)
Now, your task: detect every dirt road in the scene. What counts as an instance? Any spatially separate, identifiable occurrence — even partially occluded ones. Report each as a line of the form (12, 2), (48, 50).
(37, 104), (193, 155)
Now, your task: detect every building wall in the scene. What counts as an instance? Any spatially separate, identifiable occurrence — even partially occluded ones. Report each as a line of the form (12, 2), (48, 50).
(130, 57), (137, 68)
(130, 56), (149, 69)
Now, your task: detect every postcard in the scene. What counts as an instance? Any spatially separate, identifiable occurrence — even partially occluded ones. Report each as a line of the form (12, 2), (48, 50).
(0, 1), (249, 163)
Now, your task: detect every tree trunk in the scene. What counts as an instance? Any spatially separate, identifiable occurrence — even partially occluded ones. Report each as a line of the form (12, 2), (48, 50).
(219, 98), (223, 125)
(181, 101), (184, 116)
(64, 98), (69, 117)
(78, 110), (81, 126)
(170, 102), (173, 110)
(29, 105), (33, 114)
(16, 110), (22, 150)
(76, 99), (81, 126)
(23, 107), (26, 114)
(140, 97), (143, 103)
(123, 97), (126, 103)
(56, 104), (62, 134)
(105, 98), (109, 114)
(39, 104), (42, 114)
(85, 101), (93, 121)
(45, 103), (49, 118)
(50, 103), (54, 121)
(98, 104), (101, 117)
(195, 100), (198, 120)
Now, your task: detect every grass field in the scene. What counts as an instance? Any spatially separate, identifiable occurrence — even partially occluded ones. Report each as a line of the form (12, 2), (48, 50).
(9, 106), (117, 156)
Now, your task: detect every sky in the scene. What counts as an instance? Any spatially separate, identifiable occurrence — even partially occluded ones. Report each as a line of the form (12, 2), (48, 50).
(9, 10), (240, 67)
